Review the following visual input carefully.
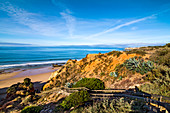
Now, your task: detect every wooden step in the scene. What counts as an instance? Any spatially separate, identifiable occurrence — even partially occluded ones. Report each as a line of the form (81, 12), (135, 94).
(90, 89), (126, 93)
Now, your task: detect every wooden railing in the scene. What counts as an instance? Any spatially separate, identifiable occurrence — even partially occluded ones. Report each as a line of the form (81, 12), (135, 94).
(39, 87), (170, 112)
(65, 87), (170, 112)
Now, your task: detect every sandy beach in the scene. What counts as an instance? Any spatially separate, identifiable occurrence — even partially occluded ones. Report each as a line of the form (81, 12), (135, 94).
(0, 66), (60, 100)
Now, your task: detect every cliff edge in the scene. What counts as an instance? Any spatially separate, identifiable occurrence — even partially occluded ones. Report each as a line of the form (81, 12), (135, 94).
(43, 50), (150, 90)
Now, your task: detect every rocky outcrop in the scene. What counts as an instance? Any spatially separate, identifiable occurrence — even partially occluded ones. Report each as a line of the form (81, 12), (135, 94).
(0, 78), (36, 112)
(0, 86), (71, 112)
(37, 87), (70, 105)
(6, 78), (35, 99)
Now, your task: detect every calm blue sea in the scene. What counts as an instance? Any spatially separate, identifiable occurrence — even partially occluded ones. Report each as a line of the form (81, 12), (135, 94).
(0, 46), (124, 70)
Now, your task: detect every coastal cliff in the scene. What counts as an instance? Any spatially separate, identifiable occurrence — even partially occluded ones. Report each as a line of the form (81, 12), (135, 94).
(1, 44), (169, 113)
(44, 44), (170, 95)
(43, 50), (149, 90)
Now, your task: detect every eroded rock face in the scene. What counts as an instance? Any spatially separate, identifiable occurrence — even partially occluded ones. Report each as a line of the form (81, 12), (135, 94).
(43, 51), (147, 90)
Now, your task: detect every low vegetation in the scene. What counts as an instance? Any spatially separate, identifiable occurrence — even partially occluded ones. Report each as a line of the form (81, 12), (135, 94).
(125, 49), (147, 56)
(21, 106), (42, 113)
(107, 51), (123, 57)
(140, 65), (170, 97)
(72, 78), (105, 90)
(138, 45), (170, 99)
(149, 47), (170, 67)
(123, 56), (154, 75)
(71, 97), (146, 113)
(60, 90), (90, 110)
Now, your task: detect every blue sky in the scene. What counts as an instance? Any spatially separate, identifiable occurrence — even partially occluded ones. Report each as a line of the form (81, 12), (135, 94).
(0, 0), (170, 46)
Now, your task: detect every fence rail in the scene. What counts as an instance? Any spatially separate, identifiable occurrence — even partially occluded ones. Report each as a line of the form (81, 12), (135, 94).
(67, 87), (170, 112)
(39, 87), (170, 112)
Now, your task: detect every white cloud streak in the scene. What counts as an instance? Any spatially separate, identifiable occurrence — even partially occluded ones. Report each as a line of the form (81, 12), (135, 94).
(87, 15), (155, 38)
(60, 10), (76, 38)
(0, 1), (169, 45)
(51, 0), (76, 38)
(87, 8), (170, 39)
(0, 2), (65, 37)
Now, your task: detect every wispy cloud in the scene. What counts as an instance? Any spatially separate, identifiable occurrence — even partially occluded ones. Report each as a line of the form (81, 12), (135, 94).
(0, 1), (169, 45)
(51, 0), (76, 38)
(87, 8), (170, 39)
(51, 0), (67, 10)
(0, 2), (65, 37)
(131, 27), (138, 30)
(60, 10), (76, 38)
(87, 15), (155, 38)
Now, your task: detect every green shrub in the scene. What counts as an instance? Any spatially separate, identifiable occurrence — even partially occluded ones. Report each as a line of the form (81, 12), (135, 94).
(6, 83), (19, 95)
(109, 72), (118, 77)
(21, 106), (42, 113)
(166, 43), (170, 47)
(140, 45), (170, 101)
(119, 76), (122, 80)
(100, 72), (105, 76)
(71, 97), (146, 113)
(72, 78), (105, 90)
(64, 82), (73, 88)
(149, 48), (170, 67)
(107, 51), (117, 55)
(123, 57), (154, 75)
(107, 51), (122, 57)
(60, 90), (90, 110)
(125, 49), (146, 56)
(28, 83), (34, 89)
(24, 78), (31, 86)
(124, 57), (154, 75)
(142, 65), (170, 97)
(116, 51), (123, 57)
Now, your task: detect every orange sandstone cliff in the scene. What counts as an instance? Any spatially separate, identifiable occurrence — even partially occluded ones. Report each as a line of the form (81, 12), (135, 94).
(43, 51), (149, 90)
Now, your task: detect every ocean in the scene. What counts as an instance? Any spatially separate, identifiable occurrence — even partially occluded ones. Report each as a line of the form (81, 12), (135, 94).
(0, 46), (124, 70)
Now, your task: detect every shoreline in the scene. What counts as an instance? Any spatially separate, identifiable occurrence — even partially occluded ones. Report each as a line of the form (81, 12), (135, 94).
(0, 62), (65, 74)
(0, 66), (61, 99)
(0, 66), (60, 81)
(0, 71), (53, 88)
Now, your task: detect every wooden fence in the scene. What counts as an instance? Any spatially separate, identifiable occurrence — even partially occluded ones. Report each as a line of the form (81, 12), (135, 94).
(67, 87), (170, 113)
